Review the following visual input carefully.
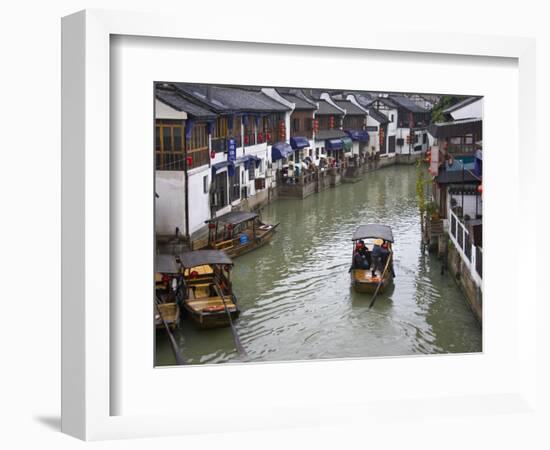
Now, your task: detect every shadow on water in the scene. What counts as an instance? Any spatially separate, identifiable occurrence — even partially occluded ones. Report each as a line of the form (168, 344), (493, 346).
(156, 165), (482, 365)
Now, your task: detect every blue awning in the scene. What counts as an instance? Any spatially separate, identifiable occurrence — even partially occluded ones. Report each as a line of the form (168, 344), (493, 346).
(325, 138), (343, 151)
(345, 130), (370, 143)
(271, 142), (294, 161)
(212, 160), (235, 177)
(237, 154), (261, 169)
(290, 136), (310, 150)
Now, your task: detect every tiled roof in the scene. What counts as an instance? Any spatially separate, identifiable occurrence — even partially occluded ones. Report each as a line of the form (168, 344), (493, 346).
(333, 100), (366, 115)
(155, 87), (217, 119)
(436, 168), (480, 185)
(388, 95), (430, 113)
(354, 93), (375, 108)
(314, 129), (348, 140)
(280, 93), (317, 110)
(442, 96), (482, 114)
(317, 100), (344, 115)
(428, 118), (482, 139)
(172, 83), (290, 113)
(367, 108), (389, 124)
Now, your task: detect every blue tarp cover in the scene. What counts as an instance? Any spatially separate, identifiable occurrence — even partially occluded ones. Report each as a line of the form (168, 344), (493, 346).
(271, 142), (294, 161)
(325, 138), (343, 151)
(212, 160), (235, 177)
(290, 136), (310, 150)
(345, 130), (370, 142)
(237, 154), (261, 169)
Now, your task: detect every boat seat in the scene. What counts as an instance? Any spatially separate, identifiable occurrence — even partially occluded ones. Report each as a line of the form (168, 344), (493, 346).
(186, 296), (236, 312)
(192, 285), (211, 299)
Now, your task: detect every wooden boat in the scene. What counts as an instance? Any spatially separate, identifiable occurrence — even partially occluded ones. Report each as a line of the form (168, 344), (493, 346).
(154, 254), (182, 330)
(205, 211), (279, 258)
(178, 250), (240, 329)
(350, 224), (395, 294)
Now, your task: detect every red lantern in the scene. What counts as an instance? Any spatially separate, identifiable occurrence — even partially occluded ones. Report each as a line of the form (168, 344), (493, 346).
(279, 120), (286, 140)
(208, 223), (216, 229)
(477, 184), (483, 194)
(258, 132), (264, 143)
(186, 156), (193, 167)
(266, 132), (271, 142)
(313, 119), (319, 133)
(210, 150), (216, 159)
(244, 135), (249, 145)
(329, 115), (335, 129)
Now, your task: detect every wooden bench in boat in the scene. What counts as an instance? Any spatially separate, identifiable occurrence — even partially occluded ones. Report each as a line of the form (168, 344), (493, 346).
(155, 302), (180, 328)
(183, 264), (214, 277)
(187, 283), (212, 299)
(185, 296), (237, 313)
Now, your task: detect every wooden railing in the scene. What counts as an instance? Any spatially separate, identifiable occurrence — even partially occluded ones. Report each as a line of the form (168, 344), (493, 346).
(188, 147), (210, 169)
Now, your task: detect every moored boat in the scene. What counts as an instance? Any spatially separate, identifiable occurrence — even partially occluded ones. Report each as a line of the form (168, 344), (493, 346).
(178, 250), (240, 329)
(154, 254), (182, 330)
(350, 224), (395, 294)
(205, 211), (278, 258)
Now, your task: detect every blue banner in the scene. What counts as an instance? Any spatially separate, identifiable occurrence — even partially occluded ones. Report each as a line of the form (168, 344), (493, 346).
(227, 138), (237, 161)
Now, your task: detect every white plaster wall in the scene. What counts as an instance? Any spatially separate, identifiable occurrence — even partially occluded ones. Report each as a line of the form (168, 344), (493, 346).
(366, 115), (381, 154)
(155, 171), (185, 236)
(155, 99), (187, 120)
(450, 98), (483, 120)
(385, 108), (398, 154)
(188, 166), (211, 234)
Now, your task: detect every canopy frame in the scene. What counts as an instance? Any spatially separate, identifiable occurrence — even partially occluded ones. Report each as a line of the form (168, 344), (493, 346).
(351, 224), (394, 242)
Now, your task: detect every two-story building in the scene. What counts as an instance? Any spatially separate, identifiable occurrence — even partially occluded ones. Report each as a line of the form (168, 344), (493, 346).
(154, 84), (218, 242)
(372, 95), (431, 161)
(172, 83), (291, 220)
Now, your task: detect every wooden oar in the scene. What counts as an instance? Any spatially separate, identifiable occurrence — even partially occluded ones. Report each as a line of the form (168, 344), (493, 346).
(213, 281), (248, 358)
(155, 296), (186, 365)
(369, 252), (393, 309)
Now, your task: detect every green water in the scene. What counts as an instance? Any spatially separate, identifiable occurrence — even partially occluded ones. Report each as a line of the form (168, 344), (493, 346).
(156, 164), (482, 365)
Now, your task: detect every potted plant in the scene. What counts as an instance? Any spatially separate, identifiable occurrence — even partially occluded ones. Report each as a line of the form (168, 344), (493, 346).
(426, 201), (439, 219)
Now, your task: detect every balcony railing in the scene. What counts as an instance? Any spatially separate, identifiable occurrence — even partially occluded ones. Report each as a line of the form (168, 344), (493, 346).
(156, 151), (185, 170)
(447, 144), (475, 154)
(188, 147), (210, 169)
(449, 209), (482, 288)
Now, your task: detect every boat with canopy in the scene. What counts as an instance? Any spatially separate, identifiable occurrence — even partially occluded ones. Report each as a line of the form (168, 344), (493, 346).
(350, 224), (395, 294)
(205, 210), (279, 258)
(177, 250), (240, 329)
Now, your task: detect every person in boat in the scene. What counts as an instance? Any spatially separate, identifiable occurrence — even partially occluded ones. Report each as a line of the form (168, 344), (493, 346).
(371, 239), (389, 277)
(358, 240), (371, 267)
(380, 240), (395, 277)
(353, 242), (370, 269)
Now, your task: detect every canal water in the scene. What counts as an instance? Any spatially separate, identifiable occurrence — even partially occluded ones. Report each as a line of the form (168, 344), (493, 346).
(156, 164), (482, 366)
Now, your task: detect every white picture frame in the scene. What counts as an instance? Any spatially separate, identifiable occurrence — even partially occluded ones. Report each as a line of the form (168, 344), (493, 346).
(61, 9), (539, 441)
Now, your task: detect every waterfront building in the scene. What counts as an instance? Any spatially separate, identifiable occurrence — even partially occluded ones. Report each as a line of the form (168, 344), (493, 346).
(427, 97), (483, 297)
(171, 83), (291, 220)
(371, 94), (431, 160)
(365, 107), (391, 158)
(154, 84), (218, 241)
(265, 89), (320, 198)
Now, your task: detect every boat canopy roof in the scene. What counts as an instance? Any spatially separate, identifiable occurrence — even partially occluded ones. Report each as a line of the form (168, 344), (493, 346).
(207, 210), (258, 225)
(352, 224), (394, 242)
(156, 254), (180, 274)
(179, 250), (233, 268)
